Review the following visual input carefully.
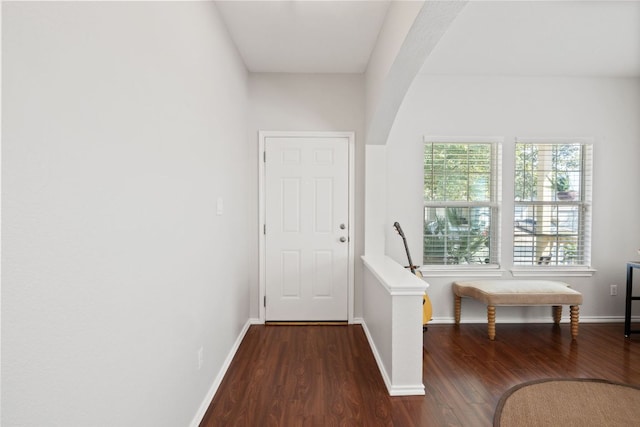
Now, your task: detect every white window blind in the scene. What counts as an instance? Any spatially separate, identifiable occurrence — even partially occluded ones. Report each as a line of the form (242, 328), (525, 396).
(423, 138), (501, 266)
(513, 139), (593, 267)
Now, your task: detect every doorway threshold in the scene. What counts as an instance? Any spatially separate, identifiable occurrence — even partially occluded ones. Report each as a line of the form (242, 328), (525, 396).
(265, 321), (348, 326)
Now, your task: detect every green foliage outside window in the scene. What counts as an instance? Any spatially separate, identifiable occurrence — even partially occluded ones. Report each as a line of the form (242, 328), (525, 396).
(515, 143), (582, 201)
(424, 207), (490, 265)
(424, 143), (491, 202)
(424, 142), (494, 265)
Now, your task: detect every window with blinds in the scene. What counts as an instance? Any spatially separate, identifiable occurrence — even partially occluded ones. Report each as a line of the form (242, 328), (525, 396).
(423, 138), (501, 266)
(513, 140), (593, 267)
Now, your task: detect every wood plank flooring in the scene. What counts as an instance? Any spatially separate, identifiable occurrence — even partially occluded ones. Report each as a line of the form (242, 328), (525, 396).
(200, 323), (640, 426)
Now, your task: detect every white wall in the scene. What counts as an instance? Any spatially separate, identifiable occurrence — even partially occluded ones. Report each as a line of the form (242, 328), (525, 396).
(386, 75), (640, 322)
(362, 1), (467, 268)
(365, 0), (423, 133)
(2, 3), (252, 426)
(249, 73), (366, 318)
(364, 0), (467, 146)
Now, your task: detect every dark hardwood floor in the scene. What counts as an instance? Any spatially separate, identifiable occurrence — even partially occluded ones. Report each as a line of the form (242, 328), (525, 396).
(200, 322), (640, 426)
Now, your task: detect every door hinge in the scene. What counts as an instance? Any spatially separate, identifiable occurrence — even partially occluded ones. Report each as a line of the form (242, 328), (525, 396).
(263, 224), (266, 235)
(263, 151), (266, 162)
(264, 296), (266, 307)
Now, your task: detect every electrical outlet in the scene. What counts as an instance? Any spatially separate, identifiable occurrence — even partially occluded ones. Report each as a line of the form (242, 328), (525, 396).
(610, 284), (617, 296)
(197, 346), (203, 370)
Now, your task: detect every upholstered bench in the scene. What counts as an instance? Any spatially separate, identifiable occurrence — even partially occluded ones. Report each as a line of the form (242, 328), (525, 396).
(452, 280), (583, 340)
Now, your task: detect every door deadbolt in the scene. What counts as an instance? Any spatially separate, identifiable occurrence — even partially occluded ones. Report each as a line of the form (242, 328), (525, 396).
(339, 223), (346, 229)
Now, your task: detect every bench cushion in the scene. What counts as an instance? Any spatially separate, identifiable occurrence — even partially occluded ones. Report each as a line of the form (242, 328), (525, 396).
(452, 280), (583, 306)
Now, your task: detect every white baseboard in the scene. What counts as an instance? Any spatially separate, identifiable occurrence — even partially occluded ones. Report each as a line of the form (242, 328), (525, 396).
(189, 318), (255, 427)
(360, 320), (425, 396)
(579, 316), (631, 323)
(359, 321), (393, 395)
(428, 316), (631, 324)
(389, 384), (426, 396)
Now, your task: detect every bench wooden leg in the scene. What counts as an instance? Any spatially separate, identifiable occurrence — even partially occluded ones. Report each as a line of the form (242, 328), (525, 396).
(454, 295), (461, 324)
(552, 305), (562, 324)
(487, 305), (496, 340)
(570, 305), (579, 339)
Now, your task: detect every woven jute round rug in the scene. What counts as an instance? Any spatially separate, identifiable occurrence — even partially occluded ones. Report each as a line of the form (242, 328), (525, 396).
(494, 378), (640, 427)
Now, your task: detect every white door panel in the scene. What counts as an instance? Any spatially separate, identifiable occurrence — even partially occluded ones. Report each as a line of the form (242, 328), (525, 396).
(265, 136), (349, 321)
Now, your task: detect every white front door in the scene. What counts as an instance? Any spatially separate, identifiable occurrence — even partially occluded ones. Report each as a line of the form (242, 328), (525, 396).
(264, 135), (350, 321)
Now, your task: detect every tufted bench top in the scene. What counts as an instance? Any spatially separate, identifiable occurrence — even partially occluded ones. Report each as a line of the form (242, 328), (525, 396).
(452, 280), (583, 306)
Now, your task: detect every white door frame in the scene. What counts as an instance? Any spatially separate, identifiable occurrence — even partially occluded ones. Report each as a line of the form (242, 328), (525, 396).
(258, 131), (355, 324)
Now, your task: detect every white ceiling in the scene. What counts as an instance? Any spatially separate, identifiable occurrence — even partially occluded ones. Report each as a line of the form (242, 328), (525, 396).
(215, 0), (390, 73)
(420, 1), (640, 78)
(216, 1), (640, 78)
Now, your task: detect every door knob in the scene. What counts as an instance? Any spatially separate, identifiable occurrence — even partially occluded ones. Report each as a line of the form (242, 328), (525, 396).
(339, 237), (347, 243)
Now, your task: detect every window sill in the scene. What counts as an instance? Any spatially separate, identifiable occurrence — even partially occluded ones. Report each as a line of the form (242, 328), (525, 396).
(419, 265), (505, 278)
(510, 266), (597, 278)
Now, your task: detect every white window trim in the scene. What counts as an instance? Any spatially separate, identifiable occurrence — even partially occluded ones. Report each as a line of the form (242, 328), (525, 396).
(515, 136), (594, 145)
(424, 136), (505, 144)
(510, 266), (597, 278)
(419, 265), (506, 278)
(422, 136), (503, 271)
